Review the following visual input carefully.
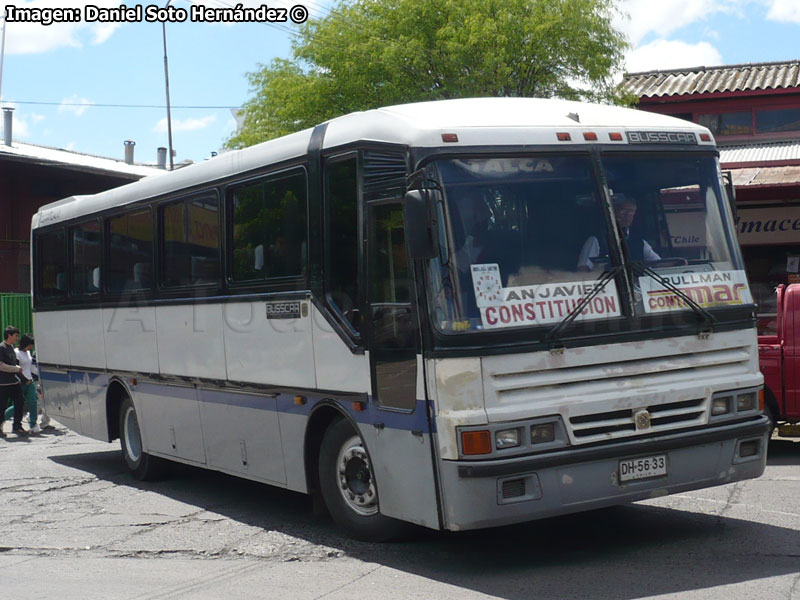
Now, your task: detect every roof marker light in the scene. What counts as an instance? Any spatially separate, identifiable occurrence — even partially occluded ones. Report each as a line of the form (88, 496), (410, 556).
(441, 133), (459, 143)
(556, 132), (571, 141)
(700, 133), (712, 142)
(609, 132), (623, 141)
(583, 132), (598, 141)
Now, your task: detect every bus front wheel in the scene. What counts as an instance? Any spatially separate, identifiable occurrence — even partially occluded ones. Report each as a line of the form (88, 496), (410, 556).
(318, 418), (406, 541)
(119, 397), (162, 481)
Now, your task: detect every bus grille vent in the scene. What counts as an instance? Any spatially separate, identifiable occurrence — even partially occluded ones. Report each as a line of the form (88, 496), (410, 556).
(569, 398), (707, 440)
(363, 151), (407, 200)
(501, 478), (526, 499)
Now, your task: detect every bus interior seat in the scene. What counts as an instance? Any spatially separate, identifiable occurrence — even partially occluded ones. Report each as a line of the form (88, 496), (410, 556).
(191, 256), (218, 284)
(133, 262), (152, 289)
(90, 267), (101, 291)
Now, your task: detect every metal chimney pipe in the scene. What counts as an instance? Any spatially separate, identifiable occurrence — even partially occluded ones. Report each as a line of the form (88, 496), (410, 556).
(3, 107), (13, 146)
(157, 146), (167, 169)
(124, 139), (135, 164)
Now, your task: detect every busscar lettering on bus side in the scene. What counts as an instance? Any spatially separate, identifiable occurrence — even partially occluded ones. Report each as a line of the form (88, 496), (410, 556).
(265, 302), (302, 319)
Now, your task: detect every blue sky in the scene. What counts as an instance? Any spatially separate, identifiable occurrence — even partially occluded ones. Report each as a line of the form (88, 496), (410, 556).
(0, 0), (799, 165)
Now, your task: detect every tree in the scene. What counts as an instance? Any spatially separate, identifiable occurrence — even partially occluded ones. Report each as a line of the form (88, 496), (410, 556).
(227, 0), (629, 148)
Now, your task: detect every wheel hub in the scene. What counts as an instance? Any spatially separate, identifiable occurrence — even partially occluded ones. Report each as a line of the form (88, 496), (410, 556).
(336, 436), (378, 516)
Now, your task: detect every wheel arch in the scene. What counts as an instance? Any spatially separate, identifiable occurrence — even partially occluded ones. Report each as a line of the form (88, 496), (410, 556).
(304, 402), (359, 495)
(106, 377), (134, 442)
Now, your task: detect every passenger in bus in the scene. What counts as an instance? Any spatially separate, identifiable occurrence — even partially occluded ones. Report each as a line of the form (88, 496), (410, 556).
(0, 326), (28, 437)
(577, 193), (661, 271)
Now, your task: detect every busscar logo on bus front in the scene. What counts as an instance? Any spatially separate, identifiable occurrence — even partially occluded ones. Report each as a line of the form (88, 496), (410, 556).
(627, 131), (698, 145)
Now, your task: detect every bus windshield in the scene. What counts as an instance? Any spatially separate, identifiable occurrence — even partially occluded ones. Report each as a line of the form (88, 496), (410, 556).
(428, 153), (750, 333)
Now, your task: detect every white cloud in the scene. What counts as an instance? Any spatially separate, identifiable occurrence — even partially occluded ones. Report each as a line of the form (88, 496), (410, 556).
(626, 39), (723, 73)
(91, 22), (121, 45)
(58, 95), (93, 116)
(31, 113), (45, 123)
(767, 0), (800, 23)
(153, 114), (217, 133)
(0, 1), (127, 55)
(616, 0), (746, 46)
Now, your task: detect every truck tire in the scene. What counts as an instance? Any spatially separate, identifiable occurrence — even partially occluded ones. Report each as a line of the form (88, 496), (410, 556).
(119, 396), (163, 481)
(318, 417), (407, 541)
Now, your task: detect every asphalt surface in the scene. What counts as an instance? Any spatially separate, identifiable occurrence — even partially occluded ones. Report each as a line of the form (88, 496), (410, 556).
(1, 424), (798, 600)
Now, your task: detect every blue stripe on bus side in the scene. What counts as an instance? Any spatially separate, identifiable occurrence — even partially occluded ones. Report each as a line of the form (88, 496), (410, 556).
(40, 370), (70, 383)
(40, 369), (435, 433)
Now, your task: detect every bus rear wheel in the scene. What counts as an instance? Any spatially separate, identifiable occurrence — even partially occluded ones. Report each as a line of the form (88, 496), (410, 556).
(119, 397), (162, 481)
(318, 418), (406, 541)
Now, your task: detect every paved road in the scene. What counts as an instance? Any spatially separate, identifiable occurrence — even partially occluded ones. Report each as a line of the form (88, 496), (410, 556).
(1, 426), (798, 600)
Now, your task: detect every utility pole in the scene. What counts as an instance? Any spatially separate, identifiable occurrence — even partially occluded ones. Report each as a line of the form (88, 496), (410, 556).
(162, 0), (175, 170)
(0, 10), (7, 107)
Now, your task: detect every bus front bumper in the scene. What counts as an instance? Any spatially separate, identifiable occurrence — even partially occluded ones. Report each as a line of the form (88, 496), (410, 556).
(438, 416), (769, 531)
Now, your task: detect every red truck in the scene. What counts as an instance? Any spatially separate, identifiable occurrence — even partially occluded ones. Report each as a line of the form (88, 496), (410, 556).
(758, 284), (800, 437)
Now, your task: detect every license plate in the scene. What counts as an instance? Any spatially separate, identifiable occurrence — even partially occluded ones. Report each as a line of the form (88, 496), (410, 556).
(619, 454), (667, 482)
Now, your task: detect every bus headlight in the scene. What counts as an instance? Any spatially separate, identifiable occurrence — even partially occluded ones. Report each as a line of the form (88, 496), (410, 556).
(736, 392), (757, 412)
(712, 396), (732, 416)
(531, 423), (555, 444)
(495, 428), (521, 449)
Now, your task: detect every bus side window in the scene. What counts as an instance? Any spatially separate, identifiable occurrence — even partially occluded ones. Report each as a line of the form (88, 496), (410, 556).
(161, 195), (220, 288)
(69, 220), (102, 297)
(107, 209), (153, 294)
(229, 171), (307, 283)
(325, 156), (361, 334)
(35, 229), (67, 303)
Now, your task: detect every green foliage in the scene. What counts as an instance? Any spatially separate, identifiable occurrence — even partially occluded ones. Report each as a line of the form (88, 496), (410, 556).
(227, 0), (629, 148)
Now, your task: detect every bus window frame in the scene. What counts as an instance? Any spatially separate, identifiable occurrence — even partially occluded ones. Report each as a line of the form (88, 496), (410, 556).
(68, 217), (104, 300)
(158, 189), (222, 292)
(323, 151), (363, 342)
(33, 226), (68, 307)
(224, 165), (310, 293)
(103, 206), (155, 297)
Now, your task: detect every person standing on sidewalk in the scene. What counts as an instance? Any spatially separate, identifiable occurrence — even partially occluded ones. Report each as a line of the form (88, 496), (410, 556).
(0, 326), (28, 437)
(4, 334), (40, 433)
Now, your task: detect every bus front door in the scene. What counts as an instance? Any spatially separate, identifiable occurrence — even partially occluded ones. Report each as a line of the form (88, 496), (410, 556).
(363, 201), (440, 528)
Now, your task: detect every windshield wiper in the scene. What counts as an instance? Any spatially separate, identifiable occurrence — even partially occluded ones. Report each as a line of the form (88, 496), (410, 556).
(630, 261), (716, 335)
(544, 265), (623, 352)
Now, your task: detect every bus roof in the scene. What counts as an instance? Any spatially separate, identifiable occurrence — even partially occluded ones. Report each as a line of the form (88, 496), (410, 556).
(34, 97), (713, 228)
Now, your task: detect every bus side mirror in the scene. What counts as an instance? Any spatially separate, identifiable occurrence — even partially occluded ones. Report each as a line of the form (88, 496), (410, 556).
(404, 189), (440, 260)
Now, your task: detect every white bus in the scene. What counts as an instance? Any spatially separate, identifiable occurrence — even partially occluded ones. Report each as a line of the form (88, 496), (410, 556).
(32, 98), (769, 540)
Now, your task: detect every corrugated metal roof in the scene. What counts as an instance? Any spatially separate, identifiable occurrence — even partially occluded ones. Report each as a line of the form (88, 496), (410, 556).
(720, 140), (800, 165)
(728, 165), (800, 187)
(623, 60), (800, 98)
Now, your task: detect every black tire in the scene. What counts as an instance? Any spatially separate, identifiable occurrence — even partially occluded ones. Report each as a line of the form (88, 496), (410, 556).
(119, 396), (163, 481)
(318, 417), (407, 541)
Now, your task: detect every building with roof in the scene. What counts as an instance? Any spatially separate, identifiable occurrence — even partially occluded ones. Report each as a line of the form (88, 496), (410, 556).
(623, 60), (800, 326)
(0, 108), (162, 294)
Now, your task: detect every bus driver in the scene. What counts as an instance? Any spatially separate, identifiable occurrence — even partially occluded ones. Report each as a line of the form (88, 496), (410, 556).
(577, 193), (661, 271)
